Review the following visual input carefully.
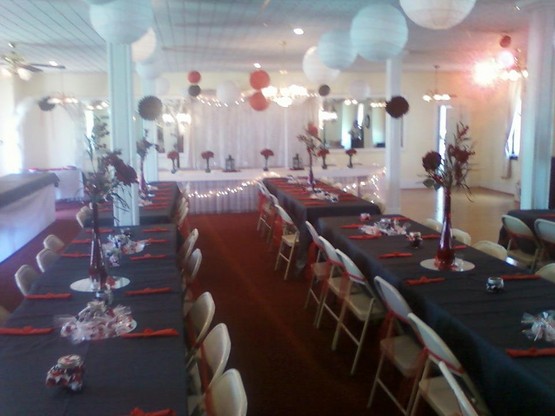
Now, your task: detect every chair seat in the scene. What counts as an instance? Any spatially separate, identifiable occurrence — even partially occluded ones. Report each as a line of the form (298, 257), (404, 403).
(311, 262), (328, 280)
(380, 335), (423, 377)
(418, 376), (459, 416)
(187, 394), (203, 415)
(347, 292), (386, 321)
(282, 233), (298, 247)
(507, 248), (538, 265)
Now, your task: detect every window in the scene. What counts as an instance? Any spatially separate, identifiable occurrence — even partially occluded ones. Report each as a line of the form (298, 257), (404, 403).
(506, 96), (522, 159)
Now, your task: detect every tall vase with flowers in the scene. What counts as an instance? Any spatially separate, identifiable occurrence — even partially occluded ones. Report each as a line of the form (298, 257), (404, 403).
(297, 123), (325, 190)
(136, 129), (157, 198)
(260, 148), (274, 171)
(422, 122), (474, 270)
(318, 148), (330, 169)
(201, 151), (214, 173)
(167, 150), (179, 174)
(346, 148), (357, 168)
(84, 132), (138, 299)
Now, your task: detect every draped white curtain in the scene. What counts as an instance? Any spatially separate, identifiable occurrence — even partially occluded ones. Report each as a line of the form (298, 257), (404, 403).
(183, 97), (320, 170)
(501, 79), (523, 179)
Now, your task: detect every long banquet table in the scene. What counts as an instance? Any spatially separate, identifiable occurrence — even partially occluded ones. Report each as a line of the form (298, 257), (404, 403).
(318, 215), (555, 415)
(0, 224), (188, 415)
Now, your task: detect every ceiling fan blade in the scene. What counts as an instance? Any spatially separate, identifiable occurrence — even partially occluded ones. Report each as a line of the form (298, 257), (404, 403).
(18, 63), (42, 72)
(28, 63), (66, 70)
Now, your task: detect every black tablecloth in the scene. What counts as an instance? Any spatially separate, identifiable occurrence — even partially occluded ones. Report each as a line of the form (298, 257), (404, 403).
(318, 215), (555, 416)
(0, 225), (187, 416)
(0, 172), (59, 208)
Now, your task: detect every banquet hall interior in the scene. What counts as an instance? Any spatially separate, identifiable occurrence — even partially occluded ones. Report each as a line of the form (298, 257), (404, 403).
(1, 1), (555, 415)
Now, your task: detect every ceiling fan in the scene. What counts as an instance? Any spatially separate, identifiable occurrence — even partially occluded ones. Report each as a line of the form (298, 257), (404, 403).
(1, 42), (65, 79)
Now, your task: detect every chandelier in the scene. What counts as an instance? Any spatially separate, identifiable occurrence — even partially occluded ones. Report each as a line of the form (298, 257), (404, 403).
(422, 65), (452, 102)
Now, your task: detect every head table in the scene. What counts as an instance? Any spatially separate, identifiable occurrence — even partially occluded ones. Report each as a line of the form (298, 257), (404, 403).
(317, 215), (555, 415)
(0, 224), (188, 415)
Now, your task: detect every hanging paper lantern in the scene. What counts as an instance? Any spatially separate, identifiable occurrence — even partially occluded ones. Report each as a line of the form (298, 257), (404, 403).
(302, 46), (340, 85)
(385, 96), (409, 119)
(89, 0), (153, 44)
(135, 60), (162, 79)
(350, 4), (408, 62)
(155, 77), (170, 96)
(188, 85), (201, 97)
(318, 30), (357, 70)
(132, 28), (157, 62)
(84, 0), (116, 4)
(318, 84), (331, 97)
(349, 79), (371, 102)
(399, 0), (476, 30)
(500, 35), (512, 48)
(249, 91), (269, 111)
(38, 97), (56, 112)
(217, 81), (241, 104)
(137, 95), (163, 120)
(188, 71), (201, 84)
(249, 70), (270, 90)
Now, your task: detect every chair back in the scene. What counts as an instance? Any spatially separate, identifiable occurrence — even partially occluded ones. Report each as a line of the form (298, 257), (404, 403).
(438, 361), (480, 416)
(180, 228), (199, 266)
(535, 219), (555, 259)
(536, 263), (555, 283)
(305, 221), (323, 250)
(0, 305), (10, 326)
(75, 209), (89, 228)
(335, 249), (367, 285)
(374, 276), (412, 322)
(207, 368), (248, 416)
(36, 248), (60, 273)
(43, 234), (64, 252)
(502, 214), (539, 253)
(14, 264), (40, 296)
(201, 323), (232, 390)
(268, 194), (279, 207)
(471, 240), (507, 261)
(452, 228), (472, 245)
(318, 236), (342, 271)
(186, 248), (203, 282)
(185, 291), (215, 347)
(275, 205), (294, 226)
(423, 218), (442, 232)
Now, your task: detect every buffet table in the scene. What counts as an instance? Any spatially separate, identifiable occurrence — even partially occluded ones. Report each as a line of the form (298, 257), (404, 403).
(0, 172), (58, 263)
(0, 224), (188, 415)
(28, 167), (84, 201)
(318, 215), (555, 415)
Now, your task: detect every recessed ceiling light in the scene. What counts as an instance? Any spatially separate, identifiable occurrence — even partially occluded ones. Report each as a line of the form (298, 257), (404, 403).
(253, 62), (261, 69)
(293, 28), (304, 35)
(49, 60), (59, 66)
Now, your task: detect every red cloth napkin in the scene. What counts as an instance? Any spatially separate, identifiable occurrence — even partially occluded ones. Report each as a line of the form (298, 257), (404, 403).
(421, 234), (439, 240)
(129, 408), (176, 416)
(500, 274), (541, 281)
(125, 287), (172, 296)
(304, 201), (327, 206)
(130, 254), (168, 261)
(61, 253), (89, 258)
(143, 227), (169, 233)
(72, 239), (91, 244)
(25, 293), (71, 300)
(389, 216), (409, 222)
(506, 347), (555, 358)
(152, 197), (171, 201)
(539, 214), (555, 218)
(143, 205), (167, 210)
(0, 326), (53, 335)
(378, 252), (413, 259)
(453, 245), (467, 250)
(349, 234), (381, 240)
(341, 224), (364, 229)
(405, 276), (446, 286)
(85, 228), (113, 234)
(121, 328), (179, 338)
(146, 239), (168, 244)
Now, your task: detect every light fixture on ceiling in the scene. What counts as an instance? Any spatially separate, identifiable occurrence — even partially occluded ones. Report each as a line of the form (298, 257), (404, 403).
(422, 65), (452, 102)
(48, 72), (79, 105)
(262, 41), (308, 108)
(293, 27), (304, 35)
(498, 48), (528, 81)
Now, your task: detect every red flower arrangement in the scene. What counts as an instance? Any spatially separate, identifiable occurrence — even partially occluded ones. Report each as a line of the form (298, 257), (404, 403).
(260, 148), (274, 158)
(167, 150), (179, 161)
(307, 122), (319, 138)
(201, 151), (214, 160)
(317, 148), (329, 157)
(345, 148), (357, 156)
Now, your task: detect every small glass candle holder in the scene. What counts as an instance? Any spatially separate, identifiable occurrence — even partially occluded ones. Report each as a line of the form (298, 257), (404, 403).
(407, 232), (423, 249)
(486, 276), (504, 293)
(360, 213), (371, 222)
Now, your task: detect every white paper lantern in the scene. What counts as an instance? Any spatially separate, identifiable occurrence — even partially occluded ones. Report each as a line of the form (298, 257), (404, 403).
(349, 80), (371, 101)
(84, 0), (116, 4)
(302, 46), (340, 85)
(155, 77), (170, 96)
(132, 28), (157, 62)
(89, 0), (153, 44)
(400, 0), (476, 30)
(135, 60), (162, 79)
(350, 4), (408, 62)
(216, 81), (241, 104)
(318, 30), (357, 70)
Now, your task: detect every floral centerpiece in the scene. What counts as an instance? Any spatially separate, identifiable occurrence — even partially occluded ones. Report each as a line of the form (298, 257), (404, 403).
(422, 122), (474, 270)
(317, 148), (330, 169)
(297, 123), (325, 189)
(201, 151), (214, 173)
(167, 150), (179, 174)
(346, 148), (357, 168)
(136, 129), (157, 197)
(260, 148), (274, 172)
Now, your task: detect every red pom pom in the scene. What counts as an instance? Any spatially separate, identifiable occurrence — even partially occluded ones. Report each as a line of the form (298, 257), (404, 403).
(188, 71), (201, 84)
(250, 70), (270, 90)
(249, 92), (269, 111)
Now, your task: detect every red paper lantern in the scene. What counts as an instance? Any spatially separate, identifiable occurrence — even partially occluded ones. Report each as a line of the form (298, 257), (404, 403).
(188, 70), (201, 84)
(249, 91), (269, 111)
(250, 70), (270, 90)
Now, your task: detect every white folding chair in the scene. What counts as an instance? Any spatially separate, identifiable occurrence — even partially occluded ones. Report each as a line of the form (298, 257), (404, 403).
(535, 218), (555, 263)
(183, 248), (203, 301)
(408, 313), (490, 416)
(0, 305), (10, 326)
(471, 240), (507, 261)
(36, 247), (60, 272)
(367, 276), (424, 415)
(184, 291), (215, 352)
(452, 228), (472, 245)
(273, 205), (299, 280)
(189, 368), (247, 416)
(423, 218), (442, 232)
(256, 182), (273, 237)
(502, 214), (543, 271)
(75, 207), (90, 228)
(303, 221), (328, 317)
(14, 264), (40, 296)
(178, 228), (199, 270)
(43, 234), (65, 253)
(438, 361), (480, 416)
(536, 263), (555, 283)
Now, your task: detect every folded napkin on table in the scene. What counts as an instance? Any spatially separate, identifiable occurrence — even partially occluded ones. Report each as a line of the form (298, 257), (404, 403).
(25, 293), (71, 300)
(0, 326), (53, 335)
(500, 274), (541, 281)
(61, 252), (89, 258)
(146, 238), (168, 244)
(85, 228), (113, 234)
(129, 408), (176, 416)
(143, 227), (169, 233)
(389, 216), (409, 222)
(130, 254), (168, 261)
(304, 201), (327, 206)
(72, 239), (91, 244)
(124, 287), (172, 296)
(405, 276), (446, 286)
(453, 245), (467, 250)
(121, 328), (179, 338)
(341, 224), (364, 229)
(349, 234), (381, 240)
(420, 234), (440, 240)
(378, 252), (413, 259)
(152, 196), (171, 201)
(506, 347), (555, 358)
(539, 214), (555, 218)
(143, 205), (168, 210)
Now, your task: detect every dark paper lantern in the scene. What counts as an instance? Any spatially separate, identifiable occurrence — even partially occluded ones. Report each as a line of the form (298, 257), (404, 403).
(249, 70), (270, 90)
(386, 96), (409, 119)
(188, 84), (201, 97)
(137, 95), (163, 120)
(249, 91), (269, 111)
(318, 84), (331, 97)
(38, 97), (56, 112)
(188, 70), (201, 84)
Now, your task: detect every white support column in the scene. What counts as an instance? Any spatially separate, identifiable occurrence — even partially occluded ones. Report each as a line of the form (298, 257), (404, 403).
(141, 78), (159, 182)
(385, 56), (403, 214)
(108, 43), (140, 226)
(518, 0), (555, 208)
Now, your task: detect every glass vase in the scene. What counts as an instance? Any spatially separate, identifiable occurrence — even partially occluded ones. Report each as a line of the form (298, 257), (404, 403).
(205, 158), (211, 173)
(263, 157), (269, 172)
(435, 188), (455, 270)
(322, 156), (327, 169)
(348, 155), (353, 168)
(307, 152), (315, 191)
(139, 157), (147, 196)
(89, 202), (109, 300)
